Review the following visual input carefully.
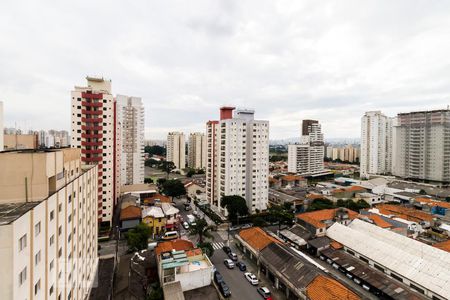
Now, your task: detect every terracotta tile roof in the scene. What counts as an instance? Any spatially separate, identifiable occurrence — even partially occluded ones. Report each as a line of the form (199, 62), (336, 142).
(415, 197), (450, 209)
(185, 248), (203, 257)
(155, 239), (195, 256)
(376, 204), (434, 222)
(306, 193), (326, 200)
(367, 214), (393, 229)
(239, 227), (281, 251)
(281, 175), (305, 182)
(432, 240), (450, 253)
(332, 185), (366, 194)
(330, 241), (343, 250)
(306, 275), (360, 300)
(120, 206), (142, 221)
(296, 209), (358, 229)
(143, 193), (171, 205)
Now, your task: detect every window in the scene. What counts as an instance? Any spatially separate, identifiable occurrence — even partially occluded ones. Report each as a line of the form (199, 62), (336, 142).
(391, 273), (403, 282)
(58, 247), (62, 257)
(50, 210), (55, 221)
(18, 267), (27, 285)
(34, 279), (41, 295)
(410, 283), (424, 294)
(58, 203), (62, 212)
(50, 259), (54, 270)
(19, 234), (27, 251)
(50, 285), (54, 295)
(50, 234), (55, 245)
(58, 226), (62, 236)
(35, 250), (41, 265)
(35, 222), (41, 236)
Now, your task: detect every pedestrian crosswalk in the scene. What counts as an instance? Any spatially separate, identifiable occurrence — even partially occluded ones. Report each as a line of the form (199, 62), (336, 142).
(212, 242), (225, 250)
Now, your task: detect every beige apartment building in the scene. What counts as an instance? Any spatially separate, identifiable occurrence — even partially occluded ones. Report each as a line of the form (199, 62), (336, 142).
(166, 132), (186, 170)
(0, 148), (98, 300)
(0, 101), (3, 151)
(188, 132), (206, 170)
(71, 77), (119, 225)
(4, 133), (39, 150)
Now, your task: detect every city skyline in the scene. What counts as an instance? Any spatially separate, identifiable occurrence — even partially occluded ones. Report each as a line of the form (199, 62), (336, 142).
(2, 1), (450, 140)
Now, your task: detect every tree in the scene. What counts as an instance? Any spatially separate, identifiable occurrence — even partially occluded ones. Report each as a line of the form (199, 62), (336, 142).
(156, 178), (166, 187)
(144, 177), (153, 184)
(189, 218), (214, 244)
(186, 168), (196, 178)
(162, 179), (186, 200)
(252, 216), (267, 227)
(144, 145), (166, 156)
(268, 204), (294, 230)
(198, 241), (215, 258)
(197, 169), (205, 174)
(126, 223), (151, 251)
(419, 189), (427, 195)
(221, 195), (249, 221)
(159, 161), (176, 179)
(307, 198), (335, 211)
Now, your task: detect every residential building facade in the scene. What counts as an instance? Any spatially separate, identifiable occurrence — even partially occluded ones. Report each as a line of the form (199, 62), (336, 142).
(206, 107), (269, 214)
(188, 132), (207, 169)
(288, 120), (325, 175)
(71, 77), (118, 225)
(116, 95), (145, 185)
(360, 111), (393, 178)
(0, 101), (3, 151)
(166, 132), (186, 170)
(0, 148), (98, 300)
(393, 109), (450, 183)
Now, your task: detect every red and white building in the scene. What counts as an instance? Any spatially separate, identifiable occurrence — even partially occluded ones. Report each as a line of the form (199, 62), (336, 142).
(71, 77), (120, 226)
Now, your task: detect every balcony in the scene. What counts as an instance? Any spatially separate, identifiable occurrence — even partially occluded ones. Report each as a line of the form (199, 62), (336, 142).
(81, 149), (103, 154)
(81, 92), (103, 99)
(81, 125), (103, 131)
(81, 156), (103, 162)
(81, 141), (103, 146)
(81, 117), (103, 123)
(82, 109), (103, 115)
(81, 101), (102, 107)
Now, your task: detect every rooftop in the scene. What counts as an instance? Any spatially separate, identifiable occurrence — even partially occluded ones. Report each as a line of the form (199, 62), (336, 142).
(155, 239), (194, 256)
(306, 275), (360, 300)
(238, 227), (281, 251)
(376, 204), (434, 222)
(144, 193), (171, 205)
(121, 183), (157, 195)
(296, 208), (358, 229)
(119, 206), (142, 221)
(415, 197), (450, 209)
(432, 240), (450, 253)
(326, 219), (450, 299)
(0, 202), (41, 225)
(142, 206), (165, 219)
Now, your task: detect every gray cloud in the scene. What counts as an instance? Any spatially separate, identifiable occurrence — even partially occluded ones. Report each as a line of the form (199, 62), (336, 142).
(1, 0), (450, 139)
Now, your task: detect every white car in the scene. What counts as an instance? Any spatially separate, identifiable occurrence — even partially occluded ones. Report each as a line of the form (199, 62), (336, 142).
(183, 221), (189, 229)
(244, 272), (259, 285)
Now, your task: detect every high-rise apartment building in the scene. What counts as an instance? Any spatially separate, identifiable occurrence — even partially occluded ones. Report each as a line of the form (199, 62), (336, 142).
(393, 109), (450, 183)
(71, 77), (118, 225)
(116, 95), (145, 185)
(206, 107), (269, 214)
(360, 111), (393, 178)
(188, 132), (207, 170)
(0, 101), (3, 151)
(0, 148), (98, 300)
(166, 132), (186, 170)
(288, 120), (325, 175)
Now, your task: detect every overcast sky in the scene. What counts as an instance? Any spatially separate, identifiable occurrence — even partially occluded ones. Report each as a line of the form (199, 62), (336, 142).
(1, 1), (450, 140)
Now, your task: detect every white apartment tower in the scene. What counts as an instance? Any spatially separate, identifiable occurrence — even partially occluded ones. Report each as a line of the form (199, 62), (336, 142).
(116, 95), (145, 185)
(206, 107), (269, 214)
(188, 132), (207, 169)
(360, 111), (393, 179)
(0, 148), (98, 300)
(288, 120), (325, 175)
(0, 101), (3, 151)
(71, 77), (119, 225)
(393, 109), (450, 183)
(166, 132), (186, 170)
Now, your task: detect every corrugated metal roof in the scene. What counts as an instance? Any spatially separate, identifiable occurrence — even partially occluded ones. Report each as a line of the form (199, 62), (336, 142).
(326, 219), (450, 299)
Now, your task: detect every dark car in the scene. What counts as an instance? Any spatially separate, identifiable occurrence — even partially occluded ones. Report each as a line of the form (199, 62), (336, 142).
(214, 271), (224, 284)
(218, 281), (231, 297)
(222, 245), (232, 254)
(236, 261), (247, 271)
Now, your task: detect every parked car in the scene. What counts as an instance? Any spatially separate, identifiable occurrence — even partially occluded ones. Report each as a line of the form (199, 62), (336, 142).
(241, 223), (253, 229)
(236, 261), (247, 271)
(224, 259), (235, 269)
(184, 205), (192, 211)
(222, 246), (232, 254)
(182, 221), (189, 229)
(218, 281), (231, 297)
(257, 287), (271, 299)
(244, 272), (259, 285)
(214, 271), (224, 284)
(229, 225), (241, 231)
(228, 252), (238, 261)
(161, 231), (179, 240)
